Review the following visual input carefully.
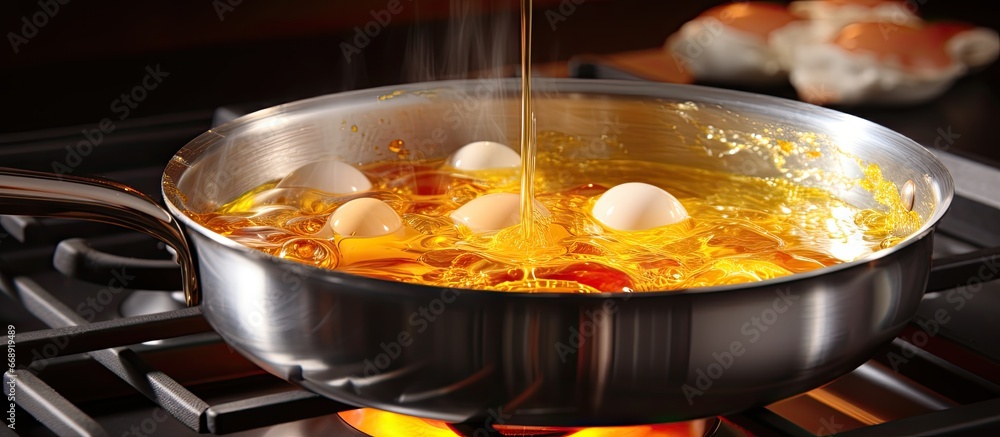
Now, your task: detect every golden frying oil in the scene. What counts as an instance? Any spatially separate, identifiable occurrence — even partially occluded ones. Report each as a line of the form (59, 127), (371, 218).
(191, 131), (921, 293)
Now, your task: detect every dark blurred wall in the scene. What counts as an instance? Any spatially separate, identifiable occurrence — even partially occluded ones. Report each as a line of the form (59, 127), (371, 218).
(1, 0), (997, 133)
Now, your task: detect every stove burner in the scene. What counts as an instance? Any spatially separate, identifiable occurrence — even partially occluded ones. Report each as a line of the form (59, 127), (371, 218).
(338, 408), (719, 437)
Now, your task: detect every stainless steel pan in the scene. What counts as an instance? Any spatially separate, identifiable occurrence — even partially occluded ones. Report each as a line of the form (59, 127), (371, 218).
(0, 79), (953, 426)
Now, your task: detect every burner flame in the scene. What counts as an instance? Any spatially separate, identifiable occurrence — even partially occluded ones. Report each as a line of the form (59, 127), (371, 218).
(338, 408), (715, 437)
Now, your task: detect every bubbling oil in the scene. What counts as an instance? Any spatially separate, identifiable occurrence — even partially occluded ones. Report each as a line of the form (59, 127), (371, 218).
(191, 131), (921, 293)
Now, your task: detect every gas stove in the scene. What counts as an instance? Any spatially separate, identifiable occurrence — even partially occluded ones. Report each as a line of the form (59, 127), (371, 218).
(2, 94), (1000, 437)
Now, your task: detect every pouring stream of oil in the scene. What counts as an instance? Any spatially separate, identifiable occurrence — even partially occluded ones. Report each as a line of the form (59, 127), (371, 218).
(519, 0), (537, 243)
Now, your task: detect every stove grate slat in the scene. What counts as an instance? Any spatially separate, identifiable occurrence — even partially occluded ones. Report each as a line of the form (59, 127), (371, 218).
(927, 248), (1000, 293)
(86, 347), (210, 431)
(877, 337), (1000, 401)
(5, 276), (211, 432)
(0, 216), (121, 245)
(15, 276), (91, 329)
(724, 407), (814, 437)
(205, 390), (355, 434)
(836, 398), (1000, 436)
(4, 370), (108, 437)
(1, 296), (210, 361)
(0, 309), (209, 362)
(3, 272), (365, 435)
(937, 195), (1000, 250)
(54, 237), (182, 291)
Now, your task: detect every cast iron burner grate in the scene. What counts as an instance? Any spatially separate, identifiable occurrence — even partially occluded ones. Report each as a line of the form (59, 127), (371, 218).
(2, 111), (1000, 436)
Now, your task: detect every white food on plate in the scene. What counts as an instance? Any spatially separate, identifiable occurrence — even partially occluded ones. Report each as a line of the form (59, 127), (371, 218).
(447, 141), (521, 171)
(788, 0), (921, 41)
(277, 159), (372, 194)
(946, 27), (1000, 69)
(771, 20), (828, 71)
(664, 1), (998, 106)
(787, 42), (959, 105)
(450, 193), (550, 234)
(665, 3), (800, 85)
(666, 17), (787, 84)
(786, 25), (998, 105)
(591, 182), (688, 231)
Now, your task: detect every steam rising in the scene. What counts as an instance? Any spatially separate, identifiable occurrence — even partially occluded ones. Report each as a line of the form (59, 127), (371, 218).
(405, 0), (523, 146)
(404, 0), (515, 82)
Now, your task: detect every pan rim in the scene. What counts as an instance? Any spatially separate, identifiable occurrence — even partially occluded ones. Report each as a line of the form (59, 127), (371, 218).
(162, 78), (954, 299)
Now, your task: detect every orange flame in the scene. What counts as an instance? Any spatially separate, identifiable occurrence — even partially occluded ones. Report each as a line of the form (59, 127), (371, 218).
(338, 408), (713, 437)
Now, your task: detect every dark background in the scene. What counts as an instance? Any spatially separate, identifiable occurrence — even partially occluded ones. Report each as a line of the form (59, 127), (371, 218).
(1, 0), (998, 163)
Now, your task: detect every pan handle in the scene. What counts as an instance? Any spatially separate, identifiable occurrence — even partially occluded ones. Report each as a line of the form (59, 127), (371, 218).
(0, 168), (199, 306)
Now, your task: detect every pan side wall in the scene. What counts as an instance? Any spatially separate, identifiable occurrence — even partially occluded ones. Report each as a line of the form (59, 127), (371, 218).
(192, 227), (933, 426)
